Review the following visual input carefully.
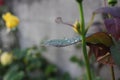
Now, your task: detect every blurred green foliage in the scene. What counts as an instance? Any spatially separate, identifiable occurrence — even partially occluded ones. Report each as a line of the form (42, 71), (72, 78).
(0, 45), (72, 80)
(70, 55), (104, 80)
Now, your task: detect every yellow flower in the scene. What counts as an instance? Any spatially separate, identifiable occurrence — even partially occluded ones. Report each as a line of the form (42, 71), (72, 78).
(0, 52), (13, 66)
(2, 12), (19, 29)
(73, 20), (80, 33)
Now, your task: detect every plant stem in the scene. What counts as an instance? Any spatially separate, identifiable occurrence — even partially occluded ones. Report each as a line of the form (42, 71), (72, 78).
(107, 1), (117, 80)
(77, 1), (92, 80)
(110, 66), (115, 80)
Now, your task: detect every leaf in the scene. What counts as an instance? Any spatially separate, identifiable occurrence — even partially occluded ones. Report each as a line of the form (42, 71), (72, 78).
(13, 48), (27, 60)
(110, 41), (120, 66)
(61, 73), (71, 80)
(70, 56), (85, 67)
(3, 65), (24, 80)
(104, 18), (120, 40)
(44, 36), (81, 47)
(94, 7), (120, 18)
(12, 71), (24, 80)
(45, 65), (57, 76)
(86, 32), (113, 47)
(87, 43), (114, 65)
(44, 32), (113, 47)
(86, 32), (114, 65)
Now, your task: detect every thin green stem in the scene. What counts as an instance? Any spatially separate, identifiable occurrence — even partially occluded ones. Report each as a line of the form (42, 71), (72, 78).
(107, 1), (117, 80)
(110, 66), (115, 80)
(77, 2), (92, 80)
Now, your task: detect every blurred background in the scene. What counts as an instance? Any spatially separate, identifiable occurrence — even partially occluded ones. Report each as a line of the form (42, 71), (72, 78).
(0, 0), (120, 80)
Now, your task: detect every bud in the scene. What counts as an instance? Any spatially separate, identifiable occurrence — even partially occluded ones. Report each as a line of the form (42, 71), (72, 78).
(108, 0), (117, 6)
(76, 0), (83, 3)
(73, 21), (81, 34)
(0, 52), (13, 66)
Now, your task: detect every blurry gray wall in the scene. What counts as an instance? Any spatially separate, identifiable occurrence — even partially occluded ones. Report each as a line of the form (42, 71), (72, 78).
(7, 0), (120, 79)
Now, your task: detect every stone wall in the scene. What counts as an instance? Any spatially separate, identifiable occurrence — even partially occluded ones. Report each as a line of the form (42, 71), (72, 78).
(6, 0), (120, 79)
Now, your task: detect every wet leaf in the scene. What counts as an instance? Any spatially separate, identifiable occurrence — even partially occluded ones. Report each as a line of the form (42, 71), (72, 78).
(94, 7), (120, 18)
(86, 32), (113, 47)
(44, 36), (81, 47)
(110, 41), (120, 66)
(44, 32), (113, 47)
(104, 18), (120, 40)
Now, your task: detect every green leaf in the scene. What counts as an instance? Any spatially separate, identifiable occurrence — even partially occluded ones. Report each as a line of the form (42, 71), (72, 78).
(44, 36), (81, 47)
(12, 71), (24, 80)
(110, 41), (120, 66)
(45, 65), (57, 76)
(3, 65), (24, 80)
(70, 56), (85, 67)
(13, 48), (27, 60)
(86, 32), (113, 47)
(61, 73), (72, 80)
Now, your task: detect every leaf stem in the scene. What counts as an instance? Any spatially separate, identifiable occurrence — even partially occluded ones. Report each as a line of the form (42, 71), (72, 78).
(77, 1), (92, 80)
(110, 66), (115, 80)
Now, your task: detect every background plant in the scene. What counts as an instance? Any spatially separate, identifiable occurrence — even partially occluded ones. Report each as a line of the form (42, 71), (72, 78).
(0, 45), (74, 80)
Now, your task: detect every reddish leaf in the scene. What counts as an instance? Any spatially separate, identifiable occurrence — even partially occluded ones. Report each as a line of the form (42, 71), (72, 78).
(86, 32), (113, 47)
(97, 52), (114, 66)
(104, 18), (120, 40)
(94, 7), (120, 18)
(87, 43), (114, 65)
(86, 32), (114, 65)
